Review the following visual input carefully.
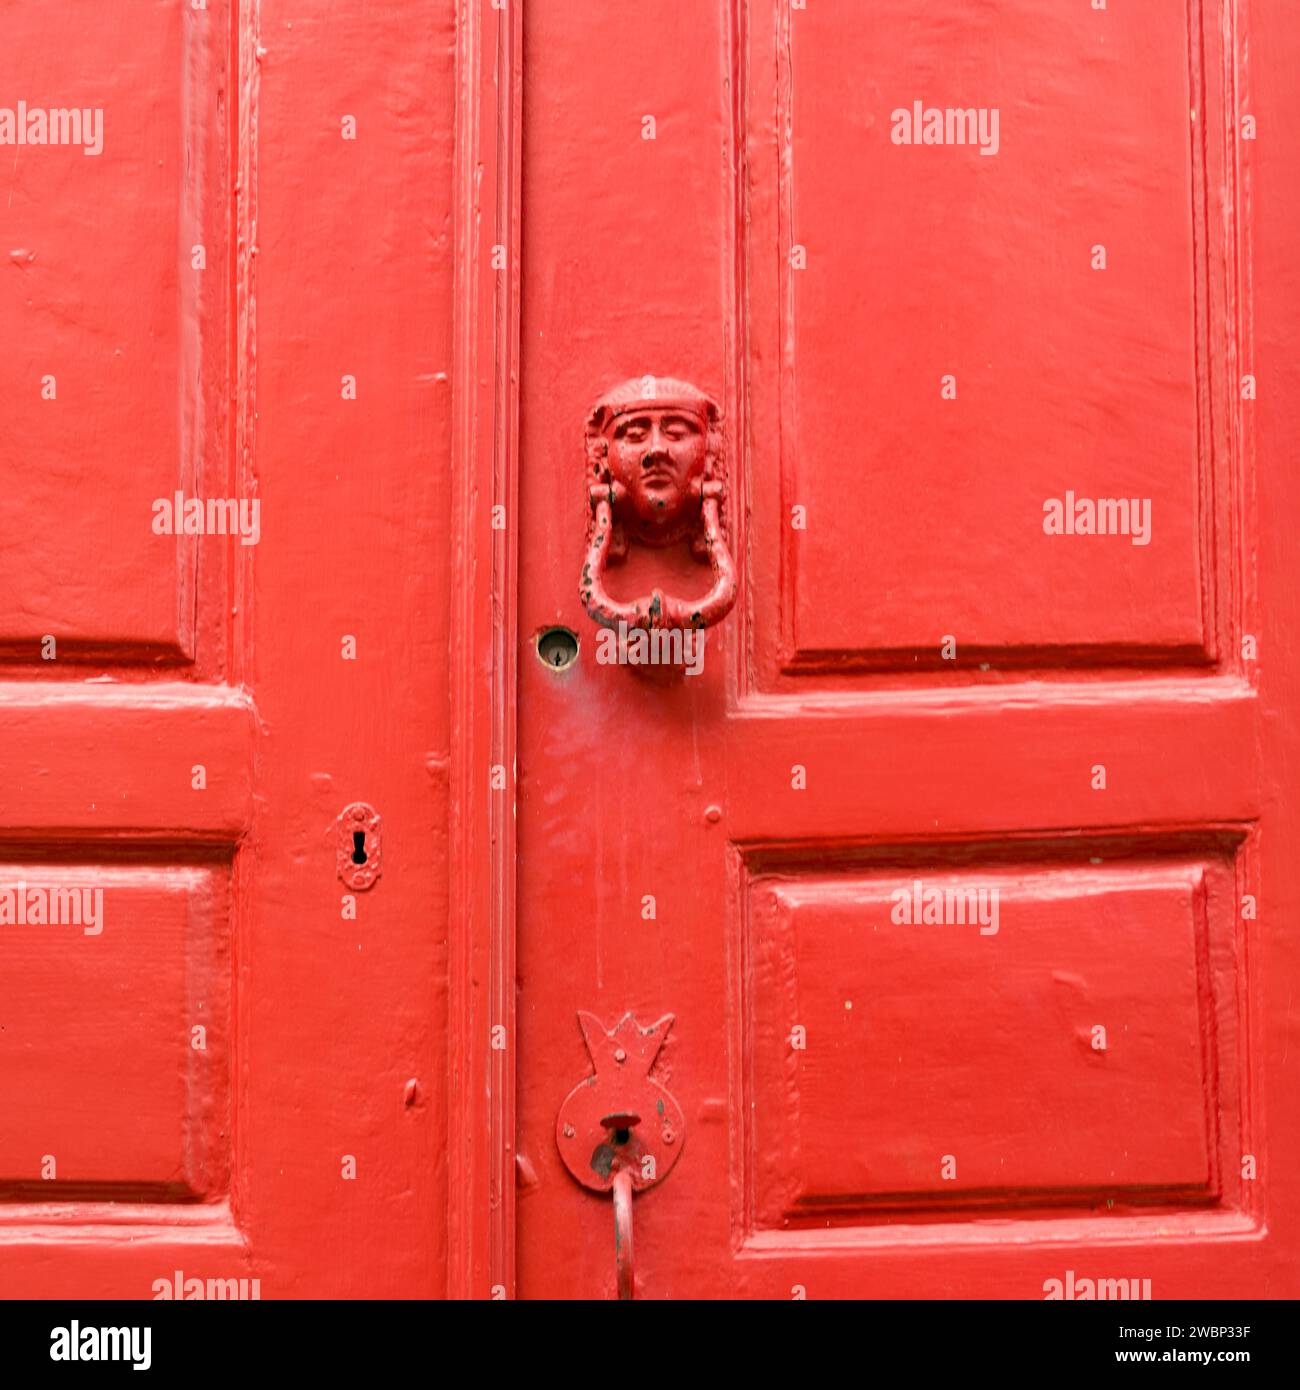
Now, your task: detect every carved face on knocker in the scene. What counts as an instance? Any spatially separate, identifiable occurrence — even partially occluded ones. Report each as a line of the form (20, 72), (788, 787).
(586, 377), (722, 548)
(580, 376), (736, 633)
(606, 407), (707, 540)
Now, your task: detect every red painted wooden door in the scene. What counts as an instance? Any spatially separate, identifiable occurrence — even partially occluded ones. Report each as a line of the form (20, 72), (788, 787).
(0, 0), (452, 1296)
(514, 0), (1300, 1299)
(5, 0), (1297, 1306)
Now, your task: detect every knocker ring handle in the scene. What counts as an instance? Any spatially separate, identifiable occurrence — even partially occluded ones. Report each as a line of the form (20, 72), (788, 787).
(580, 481), (737, 632)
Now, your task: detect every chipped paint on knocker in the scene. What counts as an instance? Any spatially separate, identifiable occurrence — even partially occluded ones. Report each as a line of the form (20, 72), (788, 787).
(579, 378), (738, 633)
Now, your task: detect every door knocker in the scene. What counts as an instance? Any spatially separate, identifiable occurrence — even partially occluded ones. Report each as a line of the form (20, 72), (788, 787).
(579, 377), (737, 632)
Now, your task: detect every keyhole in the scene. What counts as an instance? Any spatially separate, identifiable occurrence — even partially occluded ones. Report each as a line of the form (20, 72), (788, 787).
(614, 1128), (631, 1146)
(535, 626), (579, 671)
(351, 830), (368, 865)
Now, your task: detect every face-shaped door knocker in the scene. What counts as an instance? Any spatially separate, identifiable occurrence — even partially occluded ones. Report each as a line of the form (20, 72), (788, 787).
(579, 377), (738, 631)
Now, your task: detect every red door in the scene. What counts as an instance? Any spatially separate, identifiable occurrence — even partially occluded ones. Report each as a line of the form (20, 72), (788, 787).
(0, 0), (451, 1296)
(4, 0), (1299, 1307)
(510, 0), (1300, 1299)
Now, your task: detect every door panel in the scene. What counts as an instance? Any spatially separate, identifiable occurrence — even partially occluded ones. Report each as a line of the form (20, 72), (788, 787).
(0, 0), (231, 663)
(1, 862), (231, 1200)
(741, 847), (1244, 1219)
(763, 0), (1214, 665)
(516, 0), (1295, 1300)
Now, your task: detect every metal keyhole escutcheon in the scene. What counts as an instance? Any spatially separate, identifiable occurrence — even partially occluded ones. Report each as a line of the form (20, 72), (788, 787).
(536, 626), (579, 671)
(336, 802), (382, 891)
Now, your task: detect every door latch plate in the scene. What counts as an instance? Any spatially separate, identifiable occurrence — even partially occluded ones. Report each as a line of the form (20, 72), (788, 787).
(556, 1011), (685, 1194)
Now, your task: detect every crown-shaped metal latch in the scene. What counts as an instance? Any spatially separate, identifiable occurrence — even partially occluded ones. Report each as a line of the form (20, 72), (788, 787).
(556, 1010), (685, 1195)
